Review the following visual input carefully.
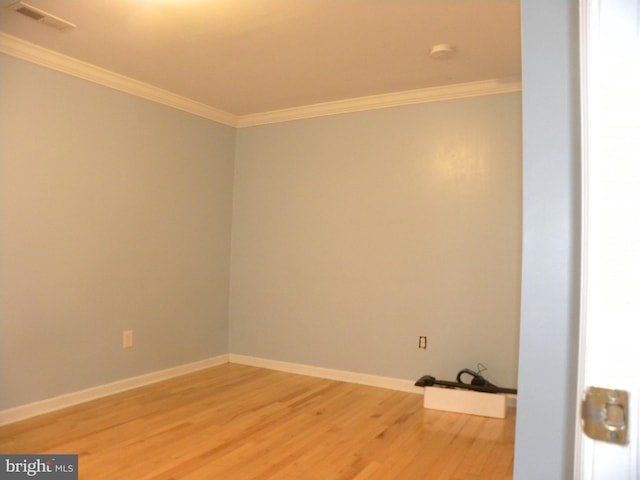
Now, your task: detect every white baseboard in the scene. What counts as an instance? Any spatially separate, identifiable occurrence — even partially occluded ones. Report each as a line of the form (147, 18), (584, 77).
(1, 354), (516, 426)
(229, 354), (424, 395)
(0, 355), (229, 426)
(230, 355), (516, 409)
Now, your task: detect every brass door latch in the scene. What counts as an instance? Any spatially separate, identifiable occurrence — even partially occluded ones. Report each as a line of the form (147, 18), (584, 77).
(581, 386), (629, 445)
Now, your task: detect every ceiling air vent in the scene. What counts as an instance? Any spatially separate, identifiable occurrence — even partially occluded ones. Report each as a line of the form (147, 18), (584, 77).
(6, 2), (76, 31)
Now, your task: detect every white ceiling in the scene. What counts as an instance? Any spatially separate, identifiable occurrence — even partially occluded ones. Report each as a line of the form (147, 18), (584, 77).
(0, 0), (521, 117)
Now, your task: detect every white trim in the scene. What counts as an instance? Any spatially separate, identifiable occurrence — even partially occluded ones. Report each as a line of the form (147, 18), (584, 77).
(0, 32), (521, 128)
(230, 353), (424, 395)
(575, 0), (591, 476)
(230, 354), (517, 408)
(0, 33), (237, 127)
(236, 78), (522, 127)
(0, 354), (516, 426)
(0, 355), (229, 426)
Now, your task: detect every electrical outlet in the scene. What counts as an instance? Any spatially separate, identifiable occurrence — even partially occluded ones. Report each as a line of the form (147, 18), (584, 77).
(123, 330), (134, 348)
(419, 336), (427, 349)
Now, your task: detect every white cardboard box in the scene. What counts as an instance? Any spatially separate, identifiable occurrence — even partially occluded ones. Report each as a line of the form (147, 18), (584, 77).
(423, 386), (508, 419)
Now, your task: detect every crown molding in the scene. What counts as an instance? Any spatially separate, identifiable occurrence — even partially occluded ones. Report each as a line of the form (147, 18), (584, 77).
(236, 78), (522, 128)
(0, 33), (237, 127)
(1, 32), (521, 129)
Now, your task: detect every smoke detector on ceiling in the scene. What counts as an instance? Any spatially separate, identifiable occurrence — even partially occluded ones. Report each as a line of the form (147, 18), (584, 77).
(430, 44), (456, 60)
(6, 1), (76, 32)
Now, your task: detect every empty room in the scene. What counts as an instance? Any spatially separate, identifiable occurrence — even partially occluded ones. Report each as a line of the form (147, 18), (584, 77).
(1, 1), (583, 479)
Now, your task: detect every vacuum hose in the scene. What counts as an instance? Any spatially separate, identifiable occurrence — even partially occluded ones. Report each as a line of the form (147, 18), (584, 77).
(414, 368), (517, 395)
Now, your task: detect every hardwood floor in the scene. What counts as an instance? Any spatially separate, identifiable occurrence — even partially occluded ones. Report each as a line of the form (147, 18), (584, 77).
(0, 364), (515, 479)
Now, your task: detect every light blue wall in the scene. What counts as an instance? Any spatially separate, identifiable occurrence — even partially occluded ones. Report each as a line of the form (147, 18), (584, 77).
(514, 0), (581, 478)
(0, 55), (236, 409)
(0, 5), (585, 474)
(230, 94), (522, 386)
(1, 45), (527, 433)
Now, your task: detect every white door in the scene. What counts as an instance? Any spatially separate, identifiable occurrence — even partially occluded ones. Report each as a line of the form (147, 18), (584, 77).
(576, 0), (640, 478)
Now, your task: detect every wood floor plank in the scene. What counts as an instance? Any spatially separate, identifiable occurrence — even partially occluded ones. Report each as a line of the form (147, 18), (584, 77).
(0, 364), (515, 479)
